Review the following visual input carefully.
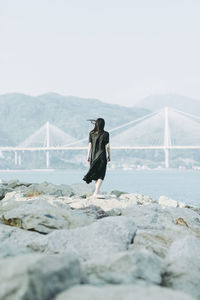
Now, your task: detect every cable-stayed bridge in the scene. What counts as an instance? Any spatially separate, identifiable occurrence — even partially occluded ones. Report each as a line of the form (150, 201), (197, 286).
(1, 107), (200, 168)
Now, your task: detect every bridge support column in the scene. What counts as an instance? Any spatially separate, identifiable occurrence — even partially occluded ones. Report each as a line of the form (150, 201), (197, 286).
(14, 152), (18, 165)
(18, 154), (22, 166)
(164, 148), (169, 168)
(46, 151), (50, 168)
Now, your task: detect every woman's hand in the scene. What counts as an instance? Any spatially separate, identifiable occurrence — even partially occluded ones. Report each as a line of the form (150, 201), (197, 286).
(106, 143), (111, 162)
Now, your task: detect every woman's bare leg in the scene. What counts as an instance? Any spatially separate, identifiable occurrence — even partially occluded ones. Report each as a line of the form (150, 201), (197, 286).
(94, 179), (103, 195)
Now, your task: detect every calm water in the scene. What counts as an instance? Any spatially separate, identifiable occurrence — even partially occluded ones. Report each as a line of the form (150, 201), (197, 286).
(0, 169), (200, 207)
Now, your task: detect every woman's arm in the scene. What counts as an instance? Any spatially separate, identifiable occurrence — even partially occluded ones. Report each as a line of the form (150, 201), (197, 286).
(87, 142), (92, 163)
(106, 143), (111, 162)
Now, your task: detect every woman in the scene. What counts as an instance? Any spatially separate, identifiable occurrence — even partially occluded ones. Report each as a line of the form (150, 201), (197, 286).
(83, 118), (110, 198)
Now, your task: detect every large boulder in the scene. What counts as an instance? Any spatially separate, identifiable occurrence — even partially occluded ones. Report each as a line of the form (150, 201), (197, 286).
(120, 204), (200, 230)
(0, 223), (40, 258)
(126, 204), (200, 258)
(0, 185), (13, 200)
(163, 236), (200, 299)
(28, 216), (137, 260)
(0, 253), (81, 300)
(0, 193), (96, 234)
(55, 284), (195, 300)
(159, 195), (179, 208)
(70, 183), (94, 197)
(23, 181), (74, 197)
(82, 249), (162, 285)
(7, 179), (31, 189)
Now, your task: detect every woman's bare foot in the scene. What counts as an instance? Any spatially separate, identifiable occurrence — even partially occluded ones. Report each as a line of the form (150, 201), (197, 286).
(94, 194), (105, 199)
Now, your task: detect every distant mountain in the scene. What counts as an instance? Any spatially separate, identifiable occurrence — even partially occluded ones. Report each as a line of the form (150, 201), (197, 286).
(0, 93), (149, 145)
(134, 94), (200, 115)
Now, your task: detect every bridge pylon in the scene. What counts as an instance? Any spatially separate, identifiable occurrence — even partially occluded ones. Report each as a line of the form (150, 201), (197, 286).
(46, 121), (50, 168)
(164, 107), (171, 168)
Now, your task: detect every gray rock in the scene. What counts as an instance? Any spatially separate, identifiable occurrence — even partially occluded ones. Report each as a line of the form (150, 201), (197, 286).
(7, 179), (31, 189)
(0, 185), (13, 200)
(163, 236), (200, 299)
(28, 216), (137, 260)
(82, 249), (162, 285)
(0, 252), (81, 300)
(77, 205), (109, 219)
(55, 284), (195, 300)
(111, 190), (126, 198)
(1, 194), (96, 234)
(120, 204), (200, 231)
(126, 204), (200, 258)
(24, 181), (74, 197)
(70, 183), (94, 197)
(0, 223), (41, 258)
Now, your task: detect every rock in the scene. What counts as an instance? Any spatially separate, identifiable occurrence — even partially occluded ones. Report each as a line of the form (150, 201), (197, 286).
(82, 249), (162, 285)
(0, 252), (81, 300)
(111, 190), (126, 198)
(122, 204), (200, 258)
(70, 183), (94, 197)
(129, 228), (171, 258)
(69, 197), (125, 211)
(159, 196), (179, 208)
(0, 185), (13, 200)
(0, 223), (41, 258)
(24, 181), (74, 197)
(120, 204), (200, 230)
(7, 179), (31, 189)
(55, 284), (195, 300)
(0, 195), (96, 234)
(28, 216), (137, 260)
(77, 205), (109, 219)
(119, 193), (157, 205)
(68, 194), (156, 212)
(163, 236), (200, 299)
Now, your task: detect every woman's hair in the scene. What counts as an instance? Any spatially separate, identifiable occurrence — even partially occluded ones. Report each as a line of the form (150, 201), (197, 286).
(91, 118), (105, 132)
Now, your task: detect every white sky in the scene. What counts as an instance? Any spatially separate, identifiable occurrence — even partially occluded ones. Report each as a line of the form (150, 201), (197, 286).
(0, 0), (200, 106)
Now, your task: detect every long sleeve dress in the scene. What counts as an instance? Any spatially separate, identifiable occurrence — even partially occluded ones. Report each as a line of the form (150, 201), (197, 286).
(83, 130), (109, 184)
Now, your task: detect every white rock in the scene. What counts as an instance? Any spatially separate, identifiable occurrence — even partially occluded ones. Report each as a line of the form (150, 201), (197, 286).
(0, 253), (81, 300)
(68, 194), (156, 212)
(55, 284), (195, 300)
(83, 249), (162, 285)
(159, 196), (178, 208)
(163, 236), (200, 299)
(28, 216), (137, 260)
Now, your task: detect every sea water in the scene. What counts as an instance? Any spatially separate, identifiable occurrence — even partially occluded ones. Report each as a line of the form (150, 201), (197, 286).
(0, 169), (199, 207)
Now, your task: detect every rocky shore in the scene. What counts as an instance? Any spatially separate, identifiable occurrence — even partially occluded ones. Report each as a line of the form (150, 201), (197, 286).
(0, 179), (200, 300)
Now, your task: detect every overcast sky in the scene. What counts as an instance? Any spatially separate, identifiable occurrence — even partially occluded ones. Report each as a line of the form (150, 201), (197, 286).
(0, 0), (200, 106)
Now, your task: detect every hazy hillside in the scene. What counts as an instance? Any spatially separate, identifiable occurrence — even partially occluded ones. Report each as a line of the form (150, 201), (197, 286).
(134, 94), (200, 115)
(0, 93), (149, 145)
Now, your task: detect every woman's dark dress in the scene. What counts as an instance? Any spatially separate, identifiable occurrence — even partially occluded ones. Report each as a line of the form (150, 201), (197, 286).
(83, 130), (109, 184)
